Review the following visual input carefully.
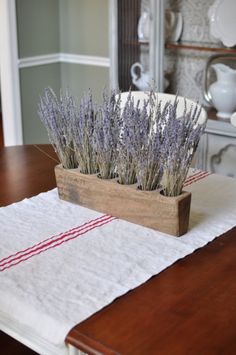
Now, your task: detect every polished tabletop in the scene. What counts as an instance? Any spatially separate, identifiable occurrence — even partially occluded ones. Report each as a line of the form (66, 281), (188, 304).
(0, 144), (58, 206)
(1, 145), (236, 355)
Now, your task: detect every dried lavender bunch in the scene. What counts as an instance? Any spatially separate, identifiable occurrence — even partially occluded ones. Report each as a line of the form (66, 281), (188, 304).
(116, 92), (138, 185)
(93, 90), (121, 179)
(38, 87), (78, 169)
(133, 92), (164, 190)
(161, 98), (206, 197)
(71, 89), (98, 174)
(116, 91), (165, 189)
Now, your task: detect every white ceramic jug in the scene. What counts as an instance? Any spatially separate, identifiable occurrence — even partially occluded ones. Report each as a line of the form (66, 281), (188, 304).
(130, 62), (150, 91)
(130, 62), (169, 91)
(209, 63), (236, 119)
(165, 10), (183, 42)
(137, 10), (183, 43)
(137, 11), (150, 42)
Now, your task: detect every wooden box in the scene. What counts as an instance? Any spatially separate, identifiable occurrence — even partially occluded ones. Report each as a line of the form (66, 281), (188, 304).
(55, 165), (192, 236)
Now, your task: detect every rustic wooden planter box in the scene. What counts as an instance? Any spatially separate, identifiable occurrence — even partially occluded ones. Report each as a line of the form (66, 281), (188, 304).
(55, 165), (192, 237)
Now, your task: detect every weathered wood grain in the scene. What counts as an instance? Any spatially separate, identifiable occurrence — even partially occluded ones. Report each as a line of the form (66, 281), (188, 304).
(55, 165), (191, 236)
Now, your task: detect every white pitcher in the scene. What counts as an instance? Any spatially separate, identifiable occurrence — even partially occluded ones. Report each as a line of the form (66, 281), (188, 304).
(209, 63), (236, 119)
(137, 11), (150, 42)
(130, 62), (169, 91)
(130, 62), (150, 91)
(165, 10), (183, 42)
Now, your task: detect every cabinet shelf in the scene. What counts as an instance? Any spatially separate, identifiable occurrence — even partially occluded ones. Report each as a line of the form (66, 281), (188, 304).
(206, 107), (221, 121)
(123, 40), (149, 46)
(122, 40), (236, 54)
(166, 41), (236, 54)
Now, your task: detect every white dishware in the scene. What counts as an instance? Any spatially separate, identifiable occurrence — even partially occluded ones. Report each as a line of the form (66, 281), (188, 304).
(130, 62), (169, 91)
(137, 10), (183, 43)
(137, 11), (150, 42)
(118, 91), (207, 125)
(130, 62), (150, 91)
(165, 10), (183, 42)
(208, 0), (236, 47)
(209, 63), (236, 118)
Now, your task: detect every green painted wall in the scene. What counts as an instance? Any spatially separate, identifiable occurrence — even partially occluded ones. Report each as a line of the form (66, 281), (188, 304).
(59, 0), (109, 56)
(60, 63), (109, 102)
(16, 0), (60, 58)
(20, 64), (61, 144)
(16, 0), (110, 143)
(20, 63), (109, 144)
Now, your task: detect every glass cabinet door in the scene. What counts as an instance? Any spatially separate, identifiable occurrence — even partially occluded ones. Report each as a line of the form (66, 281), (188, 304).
(109, 0), (165, 92)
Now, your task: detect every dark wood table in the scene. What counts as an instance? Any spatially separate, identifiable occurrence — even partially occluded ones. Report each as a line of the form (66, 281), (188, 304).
(1, 145), (236, 355)
(0, 145), (59, 354)
(0, 144), (58, 207)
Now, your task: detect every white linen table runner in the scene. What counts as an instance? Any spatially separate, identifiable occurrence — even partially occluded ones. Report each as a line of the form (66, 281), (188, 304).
(0, 170), (236, 354)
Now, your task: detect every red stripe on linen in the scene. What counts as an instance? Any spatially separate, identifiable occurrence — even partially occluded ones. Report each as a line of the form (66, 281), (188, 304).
(0, 215), (115, 272)
(0, 214), (110, 266)
(184, 171), (211, 187)
(184, 170), (207, 184)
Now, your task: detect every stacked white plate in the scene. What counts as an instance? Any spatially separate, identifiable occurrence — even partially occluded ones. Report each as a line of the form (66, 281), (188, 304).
(208, 0), (236, 47)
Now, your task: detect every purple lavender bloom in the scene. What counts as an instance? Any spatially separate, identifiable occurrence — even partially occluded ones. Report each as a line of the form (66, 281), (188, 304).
(71, 89), (98, 174)
(93, 90), (121, 179)
(116, 90), (164, 189)
(161, 98), (206, 196)
(116, 92), (138, 185)
(38, 87), (78, 169)
(133, 91), (165, 191)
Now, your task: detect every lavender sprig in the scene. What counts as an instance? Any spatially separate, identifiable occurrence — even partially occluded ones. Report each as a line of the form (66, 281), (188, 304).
(93, 90), (121, 179)
(38, 87), (78, 169)
(116, 92), (137, 185)
(131, 92), (164, 190)
(161, 98), (206, 196)
(71, 89), (98, 174)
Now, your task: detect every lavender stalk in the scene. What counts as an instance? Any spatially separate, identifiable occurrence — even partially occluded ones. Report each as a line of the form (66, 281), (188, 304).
(71, 89), (98, 174)
(116, 92), (137, 185)
(161, 99), (206, 197)
(93, 90), (121, 179)
(132, 91), (163, 190)
(38, 87), (78, 169)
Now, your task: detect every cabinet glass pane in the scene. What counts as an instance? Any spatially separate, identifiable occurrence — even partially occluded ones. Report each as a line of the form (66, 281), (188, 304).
(164, 0), (236, 106)
(118, 0), (150, 91)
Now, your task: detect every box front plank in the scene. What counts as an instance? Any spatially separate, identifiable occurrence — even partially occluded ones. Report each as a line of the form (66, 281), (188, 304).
(55, 165), (191, 236)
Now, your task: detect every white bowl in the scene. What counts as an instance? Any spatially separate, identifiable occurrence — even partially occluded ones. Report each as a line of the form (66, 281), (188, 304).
(119, 91), (207, 125)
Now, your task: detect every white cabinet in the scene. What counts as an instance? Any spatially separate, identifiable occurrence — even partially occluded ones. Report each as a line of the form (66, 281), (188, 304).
(195, 118), (236, 177)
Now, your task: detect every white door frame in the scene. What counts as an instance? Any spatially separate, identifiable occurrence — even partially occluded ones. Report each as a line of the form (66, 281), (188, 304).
(108, 0), (118, 90)
(0, 0), (23, 146)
